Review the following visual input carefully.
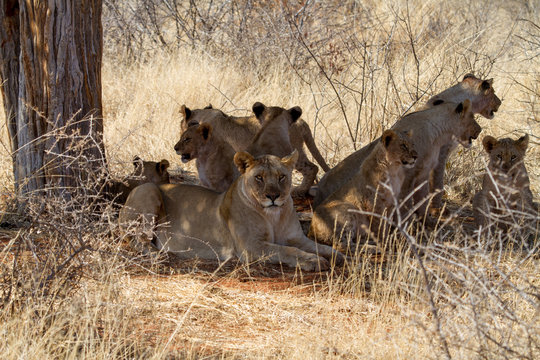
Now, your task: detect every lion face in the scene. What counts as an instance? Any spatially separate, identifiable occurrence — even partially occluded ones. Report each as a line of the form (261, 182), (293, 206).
(381, 129), (417, 168)
(234, 151), (298, 208)
(174, 123), (212, 163)
(483, 134), (529, 176)
(454, 99), (482, 148)
(461, 75), (502, 119)
(131, 156), (170, 184)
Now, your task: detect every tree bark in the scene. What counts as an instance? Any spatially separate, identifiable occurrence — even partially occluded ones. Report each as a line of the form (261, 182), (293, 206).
(0, 0), (20, 191)
(0, 0), (104, 198)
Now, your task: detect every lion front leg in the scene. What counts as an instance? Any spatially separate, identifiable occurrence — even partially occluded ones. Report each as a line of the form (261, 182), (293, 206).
(118, 183), (164, 254)
(231, 225), (329, 271)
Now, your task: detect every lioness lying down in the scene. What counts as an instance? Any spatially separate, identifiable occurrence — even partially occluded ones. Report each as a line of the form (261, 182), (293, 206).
(472, 134), (537, 229)
(119, 150), (344, 271)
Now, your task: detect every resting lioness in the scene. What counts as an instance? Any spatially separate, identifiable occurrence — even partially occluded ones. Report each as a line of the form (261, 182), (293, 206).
(173, 123), (238, 192)
(315, 74), (501, 207)
(179, 103), (330, 196)
(107, 156), (170, 204)
(309, 129), (417, 246)
(472, 134), (536, 229)
(119, 150), (344, 271)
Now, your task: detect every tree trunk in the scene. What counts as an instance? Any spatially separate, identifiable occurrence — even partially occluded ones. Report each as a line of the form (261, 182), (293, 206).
(0, 0), (104, 199)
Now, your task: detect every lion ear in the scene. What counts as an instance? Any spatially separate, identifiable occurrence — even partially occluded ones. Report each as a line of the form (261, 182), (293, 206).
(288, 106), (302, 123)
(234, 151), (255, 174)
(482, 135), (498, 153)
(252, 102), (266, 120)
(481, 79), (493, 91)
(463, 73), (477, 81)
(132, 155), (142, 169)
(204, 103), (213, 109)
(515, 134), (529, 153)
(281, 150), (298, 169)
(455, 99), (471, 115)
(157, 160), (170, 175)
(198, 123), (212, 140)
(381, 129), (396, 148)
(180, 105), (192, 120)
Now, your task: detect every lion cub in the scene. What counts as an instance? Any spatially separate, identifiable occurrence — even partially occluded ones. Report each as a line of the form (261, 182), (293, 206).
(174, 123), (238, 192)
(472, 134), (536, 229)
(309, 129), (417, 246)
(107, 156), (170, 204)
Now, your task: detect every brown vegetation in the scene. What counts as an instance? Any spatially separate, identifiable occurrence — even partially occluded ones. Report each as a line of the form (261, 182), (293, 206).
(0, 1), (538, 358)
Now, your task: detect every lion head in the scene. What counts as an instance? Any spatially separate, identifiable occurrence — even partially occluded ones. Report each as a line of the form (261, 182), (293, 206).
(427, 74), (502, 120)
(453, 99), (482, 148)
(174, 123), (212, 163)
(381, 129), (417, 168)
(234, 150), (298, 208)
(482, 134), (529, 176)
(179, 104), (224, 131)
(131, 156), (170, 185)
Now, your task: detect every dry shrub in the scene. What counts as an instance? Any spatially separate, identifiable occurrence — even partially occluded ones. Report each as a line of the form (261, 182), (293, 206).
(0, 0), (538, 358)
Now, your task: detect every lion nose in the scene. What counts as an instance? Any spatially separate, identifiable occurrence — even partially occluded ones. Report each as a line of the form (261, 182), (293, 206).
(266, 194), (280, 202)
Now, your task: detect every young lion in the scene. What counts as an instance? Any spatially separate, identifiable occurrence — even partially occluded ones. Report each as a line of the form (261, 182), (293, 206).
(315, 74), (501, 208)
(119, 150), (345, 271)
(107, 156), (170, 204)
(472, 134), (536, 229)
(179, 103), (330, 196)
(174, 123), (238, 192)
(309, 130), (417, 246)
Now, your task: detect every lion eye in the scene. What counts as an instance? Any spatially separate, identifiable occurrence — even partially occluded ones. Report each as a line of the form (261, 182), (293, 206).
(511, 155), (517, 161)
(255, 175), (263, 182)
(400, 145), (408, 151)
(496, 154), (502, 160)
(183, 138), (191, 143)
(279, 174), (286, 183)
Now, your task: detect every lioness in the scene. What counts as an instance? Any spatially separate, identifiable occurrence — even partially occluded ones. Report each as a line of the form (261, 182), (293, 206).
(107, 156), (170, 204)
(179, 103), (330, 196)
(315, 74), (501, 207)
(173, 123), (238, 192)
(472, 134), (536, 229)
(309, 129), (417, 246)
(119, 150), (344, 271)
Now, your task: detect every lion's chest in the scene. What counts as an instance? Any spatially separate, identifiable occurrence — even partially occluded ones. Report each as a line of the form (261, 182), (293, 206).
(262, 207), (294, 245)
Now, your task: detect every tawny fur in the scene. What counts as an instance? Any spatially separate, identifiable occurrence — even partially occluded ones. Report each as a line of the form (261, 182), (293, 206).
(174, 123), (238, 192)
(315, 74), (501, 208)
(119, 150), (345, 271)
(472, 134), (536, 230)
(179, 103), (330, 196)
(107, 156), (170, 204)
(309, 130), (417, 246)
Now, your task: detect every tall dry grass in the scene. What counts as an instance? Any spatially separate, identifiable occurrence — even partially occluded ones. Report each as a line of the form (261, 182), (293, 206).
(0, 0), (539, 358)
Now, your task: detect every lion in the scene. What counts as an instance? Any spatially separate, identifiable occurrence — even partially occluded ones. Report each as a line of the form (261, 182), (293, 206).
(314, 74), (501, 208)
(308, 129), (417, 246)
(107, 156), (170, 204)
(173, 123), (238, 192)
(427, 74), (502, 209)
(472, 134), (536, 230)
(179, 103), (330, 196)
(119, 150), (345, 271)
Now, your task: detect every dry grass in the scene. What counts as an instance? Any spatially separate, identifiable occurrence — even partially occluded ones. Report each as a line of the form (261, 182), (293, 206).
(1, 0), (539, 358)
